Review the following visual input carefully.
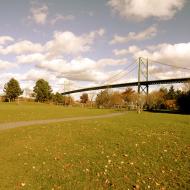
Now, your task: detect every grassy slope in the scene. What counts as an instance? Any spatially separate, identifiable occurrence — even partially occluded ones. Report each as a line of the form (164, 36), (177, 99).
(0, 112), (189, 190)
(0, 102), (115, 123)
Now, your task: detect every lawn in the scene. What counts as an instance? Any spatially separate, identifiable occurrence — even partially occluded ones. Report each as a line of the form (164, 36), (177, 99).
(0, 102), (115, 123)
(0, 108), (189, 189)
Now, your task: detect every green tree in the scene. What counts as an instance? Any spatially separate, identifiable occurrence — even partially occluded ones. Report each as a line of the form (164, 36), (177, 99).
(177, 90), (190, 113)
(166, 85), (176, 100)
(95, 90), (110, 108)
(4, 78), (23, 101)
(159, 87), (168, 99)
(33, 79), (52, 102)
(52, 92), (64, 104)
(158, 87), (168, 109)
(80, 93), (89, 104)
(176, 89), (182, 99)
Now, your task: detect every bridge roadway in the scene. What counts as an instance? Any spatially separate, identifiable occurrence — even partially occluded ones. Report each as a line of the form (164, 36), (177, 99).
(61, 77), (190, 95)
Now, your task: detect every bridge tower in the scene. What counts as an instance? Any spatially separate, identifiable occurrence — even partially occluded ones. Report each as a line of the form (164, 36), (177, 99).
(138, 57), (149, 95)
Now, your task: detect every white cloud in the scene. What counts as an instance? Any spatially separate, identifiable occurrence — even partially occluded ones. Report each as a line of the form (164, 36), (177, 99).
(28, 2), (75, 26)
(108, 0), (185, 20)
(0, 41), (43, 55)
(113, 46), (140, 56)
(110, 25), (157, 44)
(0, 60), (15, 70)
(0, 55), (131, 95)
(16, 53), (46, 64)
(97, 58), (127, 66)
(22, 69), (56, 82)
(55, 58), (127, 83)
(0, 29), (105, 56)
(121, 42), (190, 79)
(93, 28), (105, 37)
(0, 36), (14, 45)
(113, 49), (129, 56)
(0, 28), (131, 93)
(35, 58), (98, 77)
(50, 14), (75, 25)
(58, 70), (108, 82)
(36, 59), (68, 73)
(17, 54), (128, 83)
(133, 42), (190, 67)
(29, 4), (48, 25)
(45, 31), (91, 57)
(45, 29), (105, 57)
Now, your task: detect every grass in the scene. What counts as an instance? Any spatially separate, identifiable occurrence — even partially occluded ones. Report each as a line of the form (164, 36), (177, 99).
(0, 102), (115, 123)
(0, 107), (189, 190)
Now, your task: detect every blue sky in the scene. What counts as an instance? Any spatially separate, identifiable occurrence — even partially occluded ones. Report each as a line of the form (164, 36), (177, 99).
(0, 0), (190, 97)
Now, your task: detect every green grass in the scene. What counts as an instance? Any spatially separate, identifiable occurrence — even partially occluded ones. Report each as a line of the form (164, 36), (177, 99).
(0, 104), (190, 190)
(0, 109), (189, 189)
(0, 102), (115, 123)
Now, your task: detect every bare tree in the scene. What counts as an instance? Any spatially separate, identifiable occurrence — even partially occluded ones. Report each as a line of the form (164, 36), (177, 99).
(147, 91), (165, 110)
(183, 81), (190, 92)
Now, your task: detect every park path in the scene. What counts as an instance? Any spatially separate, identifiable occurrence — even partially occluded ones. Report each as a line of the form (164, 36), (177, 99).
(0, 112), (125, 131)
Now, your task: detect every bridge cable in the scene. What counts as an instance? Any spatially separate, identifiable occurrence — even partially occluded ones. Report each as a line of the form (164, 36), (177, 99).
(141, 57), (190, 71)
(102, 59), (138, 85)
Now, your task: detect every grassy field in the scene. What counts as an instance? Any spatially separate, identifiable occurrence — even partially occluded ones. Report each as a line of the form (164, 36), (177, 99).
(0, 102), (115, 123)
(0, 104), (190, 189)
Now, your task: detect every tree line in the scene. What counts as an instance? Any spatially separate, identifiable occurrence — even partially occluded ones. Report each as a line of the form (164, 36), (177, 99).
(2, 78), (190, 113)
(2, 78), (75, 104)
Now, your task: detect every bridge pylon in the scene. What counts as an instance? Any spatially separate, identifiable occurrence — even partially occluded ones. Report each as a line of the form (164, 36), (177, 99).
(138, 57), (149, 95)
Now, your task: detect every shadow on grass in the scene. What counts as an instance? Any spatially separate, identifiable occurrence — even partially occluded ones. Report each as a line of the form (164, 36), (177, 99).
(146, 109), (190, 115)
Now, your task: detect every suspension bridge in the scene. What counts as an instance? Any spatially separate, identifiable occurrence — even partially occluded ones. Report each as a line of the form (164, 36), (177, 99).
(61, 57), (190, 95)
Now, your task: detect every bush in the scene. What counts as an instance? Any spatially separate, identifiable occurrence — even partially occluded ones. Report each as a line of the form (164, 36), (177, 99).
(177, 91), (190, 113)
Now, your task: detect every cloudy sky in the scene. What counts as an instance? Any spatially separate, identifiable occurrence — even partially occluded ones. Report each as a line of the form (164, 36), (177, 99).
(0, 0), (190, 96)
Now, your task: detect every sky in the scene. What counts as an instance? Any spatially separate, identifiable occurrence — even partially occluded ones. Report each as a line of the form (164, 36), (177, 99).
(0, 0), (190, 97)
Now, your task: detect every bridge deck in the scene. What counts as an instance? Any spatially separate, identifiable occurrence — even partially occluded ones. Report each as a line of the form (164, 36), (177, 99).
(61, 78), (190, 95)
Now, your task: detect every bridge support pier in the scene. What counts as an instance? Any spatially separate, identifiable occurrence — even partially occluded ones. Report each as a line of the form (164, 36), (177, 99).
(138, 57), (149, 95)
(137, 57), (149, 112)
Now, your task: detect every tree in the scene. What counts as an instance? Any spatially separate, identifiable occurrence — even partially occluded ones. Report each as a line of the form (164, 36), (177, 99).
(182, 81), (190, 92)
(52, 92), (64, 104)
(95, 90), (110, 108)
(95, 90), (124, 108)
(122, 88), (136, 103)
(175, 89), (182, 99)
(4, 78), (23, 101)
(109, 91), (123, 107)
(147, 90), (165, 110)
(88, 92), (96, 107)
(52, 93), (74, 105)
(33, 79), (52, 102)
(166, 85), (176, 100)
(177, 90), (190, 113)
(63, 95), (74, 106)
(80, 93), (89, 104)
(159, 87), (168, 98)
